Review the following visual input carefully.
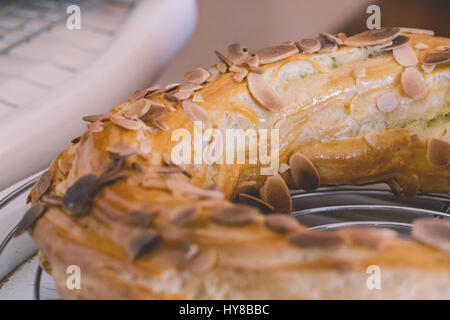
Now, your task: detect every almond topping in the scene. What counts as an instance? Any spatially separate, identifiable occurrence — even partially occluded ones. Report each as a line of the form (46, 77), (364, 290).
(82, 114), (110, 122)
(238, 193), (274, 213)
(230, 65), (248, 82)
(426, 138), (449, 167)
(185, 67), (210, 84)
(111, 115), (142, 130)
(318, 38), (337, 53)
(289, 152), (320, 191)
(182, 100), (210, 128)
(164, 83), (181, 93)
(124, 99), (151, 119)
(211, 204), (259, 226)
(247, 72), (283, 112)
(192, 92), (204, 103)
(381, 35), (409, 50)
(399, 27), (434, 35)
(319, 32), (343, 45)
(214, 50), (232, 68)
(353, 64), (366, 79)
(261, 174), (292, 213)
(338, 227), (397, 249)
(255, 44), (299, 64)
(401, 67), (427, 99)
(421, 64), (435, 73)
(173, 89), (193, 101)
(87, 121), (104, 133)
(376, 92), (398, 112)
(246, 53), (260, 68)
(206, 67), (219, 82)
(185, 248), (217, 273)
(344, 27), (401, 47)
(297, 38), (321, 53)
(393, 45), (418, 66)
(106, 143), (137, 158)
(289, 231), (344, 248)
(414, 43), (428, 50)
(227, 43), (249, 65)
(265, 214), (302, 234)
(153, 119), (169, 131)
(412, 218), (450, 252)
(32, 170), (53, 202)
(422, 51), (450, 65)
(63, 174), (98, 217)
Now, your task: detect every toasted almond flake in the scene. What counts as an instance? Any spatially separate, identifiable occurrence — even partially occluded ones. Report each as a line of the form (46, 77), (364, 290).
(265, 214), (302, 234)
(57, 157), (72, 175)
(185, 68), (210, 84)
(279, 163), (290, 174)
(319, 32), (343, 45)
(353, 64), (366, 79)
(422, 51), (450, 65)
(124, 99), (151, 119)
(211, 204), (259, 226)
(164, 93), (180, 103)
(289, 153), (320, 191)
(82, 114), (110, 122)
(87, 121), (104, 133)
(246, 53), (260, 68)
(173, 89), (193, 101)
(393, 45), (418, 66)
(249, 66), (265, 74)
(344, 27), (401, 47)
(143, 101), (167, 120)
(216, 60), (228, 73)
(435, 45), (450, 51)
(421, 63), (435, 73)
(214, 50), (232, 68)
(238, 193), (274, 213)
(401, 67), (427, 99)
(381, 35), (409, 50)
(63, 174), (98, 216)
(261, 174), (292, 213)
(376, 92), (398, 112)
(247, 72), (283, 112)
(227, 43), (249, 65)
(255, 44), (299, 64)
(363, 132), (380, 149)
(336, 32), (347, 42)
(142, 85), (161, 97)
(206, 67), (219, 82)
(130, 85), (160, 101)
(338, 227), (397, 249)
(153, 119), (169, 131)
(106, 143), (137, 158)
(297, 38), (321, 53)
(182, 100), (210, 128)
(128, 229), (160, 260)
(164, 83), (181, 93)
(111, 115), (142, 130)
(181, 82), (203, 92)
(412, 218), (450, 252)
(192, 92), (204, 103)
(185, 248), (217, 273)
(14, 204), (47, 237)
(230, 65), (248, 82)
(399, 27), (434, 35)
(368, 40), (393, 50)
(426, 138), (449, 167)
(318, 38), (337, 53)
(32, 170), (53, 202)
(414, 42), (428, 50)
(289, 231), (344, 248)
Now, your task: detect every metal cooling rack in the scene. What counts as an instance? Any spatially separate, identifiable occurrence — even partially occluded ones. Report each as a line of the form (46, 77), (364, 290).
(0, 171), (449, 299)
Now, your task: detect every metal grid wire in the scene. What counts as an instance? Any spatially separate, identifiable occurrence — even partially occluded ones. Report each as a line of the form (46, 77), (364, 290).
(0, 172), (449, 299)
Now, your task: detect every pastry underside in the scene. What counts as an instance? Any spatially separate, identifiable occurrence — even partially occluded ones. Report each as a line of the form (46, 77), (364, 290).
(25, 30), (450, 299)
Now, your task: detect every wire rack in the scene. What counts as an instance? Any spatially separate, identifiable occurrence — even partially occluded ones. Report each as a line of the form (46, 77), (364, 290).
(0, 171), (449, 299)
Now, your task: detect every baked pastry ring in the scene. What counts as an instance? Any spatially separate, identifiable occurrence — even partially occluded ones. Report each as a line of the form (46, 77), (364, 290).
(23, 28), (450, 299)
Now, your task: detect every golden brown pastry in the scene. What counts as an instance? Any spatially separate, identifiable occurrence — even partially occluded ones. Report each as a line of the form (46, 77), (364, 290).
(21, 27), (450, 299)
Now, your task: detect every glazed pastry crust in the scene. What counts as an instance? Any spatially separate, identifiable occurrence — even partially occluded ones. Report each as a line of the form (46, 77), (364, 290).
(31, 33), (450, 299)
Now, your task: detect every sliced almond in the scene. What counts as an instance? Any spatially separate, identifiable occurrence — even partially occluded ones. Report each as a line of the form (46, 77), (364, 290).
(319, 32), (343, 45)
(144, 101), (167, 120)
(289, 152), (320, 191)
(412, 218), (450, 252)
(153, 119), (169, 131)
(344, 27), (401, 47)
(393, 45), (418, 66)
(227, 43), (249, 65)
(82, 114), (110, 122)
(106, 143), (137, 158)
(255, 44), (299, 64)
(368, 40), (393, 50)
(185, 68), (210, 84)
(185, 248), (217, 273)
(63, 174), (98, 216)
(338, 227), (397, 249)
(421, 64), (435, 73)
(376, 92), (398, 112)
(124, 99), (151, 119)
(249, 66), (265, 74)
(414, 42), (428, 50)
(206, 67), (219, 82)
(14, 204), (47, 237)
(261, 174), (292, 213)
(399, 27), (434, 35)
(401, 67), (427, 99)
(181, 82), (203, 92)
(87, 121), (104, 133)
(381, 35), (409, 51)
(230, 65), (248, 82)
(336, 33), (347, 42)
(211, 204), (259, 226)
(192, 92), (204, 103)
(246, 53), (260, 68)
(214, 50), (232, 68)
(173, 89), (194, 101)
(318, 38), (337, 54)
(164, 93), (180, 103)
(353, 64), (366, 79)
(111, 115), (142, 131)
(426, 138), (449, 167)
(130, 85), (160, 100)
(32, 170), (53, 202)
(128, 229), (160, 260)
(164, 83), (181, 93)
(289, 231), (344, 248)
(216, 60), (228, 73)
(422, 51), (450, 65)
(247, 72), (283, 112)
(297, 38), (321, 53)
(363, 132), (380, 150)
(265, 214), (302, 234)
(238, 193), (274, 213)
(182, 100), (210, 128)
